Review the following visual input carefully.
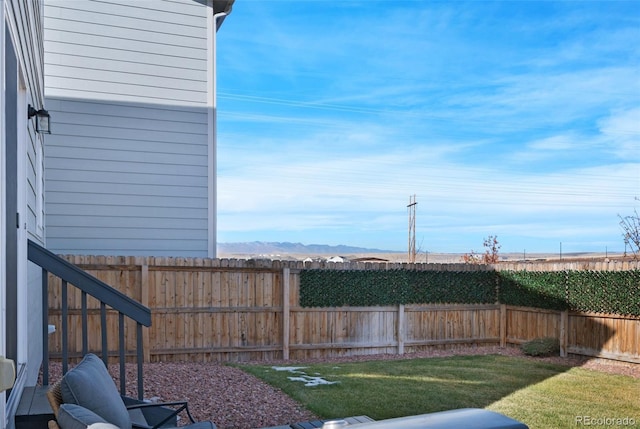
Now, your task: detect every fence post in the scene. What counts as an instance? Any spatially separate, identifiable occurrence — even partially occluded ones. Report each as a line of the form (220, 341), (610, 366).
(282, 267), (290, 360)
(500, 304), (507, 347)
(560, 310), (568, 357)
(397, 304), (405, 355)
(141, 262), (151, 363)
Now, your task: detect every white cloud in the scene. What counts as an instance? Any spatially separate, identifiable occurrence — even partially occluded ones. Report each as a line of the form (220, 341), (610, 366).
(598, 108), (640, 160)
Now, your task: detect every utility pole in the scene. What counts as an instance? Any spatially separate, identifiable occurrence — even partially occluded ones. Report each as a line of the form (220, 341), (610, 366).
(560, 242), (563, 260)
(407, 195), (417, 263)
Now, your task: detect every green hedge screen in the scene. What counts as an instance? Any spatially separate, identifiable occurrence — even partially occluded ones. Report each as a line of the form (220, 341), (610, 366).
(299, 269), (640, 316)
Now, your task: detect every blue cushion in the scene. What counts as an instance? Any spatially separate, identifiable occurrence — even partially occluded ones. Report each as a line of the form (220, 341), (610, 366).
(58, 404), (107, 429)
(60, 354), (132, 429)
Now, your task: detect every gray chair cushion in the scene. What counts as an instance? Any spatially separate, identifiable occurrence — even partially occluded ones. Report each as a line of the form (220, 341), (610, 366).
(60, 354), (132, 429)
(58, 404), (107, 429)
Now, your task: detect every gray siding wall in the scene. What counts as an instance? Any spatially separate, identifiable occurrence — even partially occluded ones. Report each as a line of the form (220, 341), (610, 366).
(27, 125), (45, 239)
(8, 0), (46, 245)
(44, 0), (211, 256)
(5, 0), (47, 409)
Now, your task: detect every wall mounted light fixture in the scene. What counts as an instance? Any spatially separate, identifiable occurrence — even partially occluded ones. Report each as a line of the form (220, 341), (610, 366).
(28, 104), (51, 134)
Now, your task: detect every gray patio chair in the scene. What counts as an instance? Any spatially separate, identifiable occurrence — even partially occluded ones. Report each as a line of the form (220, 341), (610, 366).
(46, 354), (215, 429)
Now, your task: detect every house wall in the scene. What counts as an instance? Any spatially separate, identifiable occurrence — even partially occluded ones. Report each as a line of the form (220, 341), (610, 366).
(1, 4), (7, 425)
(43, 0), (214, 257)
(2, 0), (47, 427)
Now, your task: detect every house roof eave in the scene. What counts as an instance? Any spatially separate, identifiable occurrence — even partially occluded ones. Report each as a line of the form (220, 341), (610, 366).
(213, 0), (235, 29)
(192, 0), (234, 29)
(213, 0), (234, 14)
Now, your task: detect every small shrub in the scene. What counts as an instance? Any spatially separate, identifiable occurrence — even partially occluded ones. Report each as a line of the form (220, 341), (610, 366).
(521, 337), (560, 357)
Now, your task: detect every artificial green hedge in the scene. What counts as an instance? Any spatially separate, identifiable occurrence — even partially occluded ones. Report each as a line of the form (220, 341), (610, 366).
(300, 270), (497, 307)
(498, 271), (567, 311)
(408, 271), (496, 304)
(301, 270), (408, 307)
(299, 269), (640, 316)
(566, 270), (640, 316)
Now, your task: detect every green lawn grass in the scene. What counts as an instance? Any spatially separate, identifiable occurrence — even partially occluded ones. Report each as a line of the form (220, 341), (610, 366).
(238, 355), (639, 429)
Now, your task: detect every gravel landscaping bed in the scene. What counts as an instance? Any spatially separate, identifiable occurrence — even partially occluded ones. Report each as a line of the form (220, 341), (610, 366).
(43, 346), (639, 429)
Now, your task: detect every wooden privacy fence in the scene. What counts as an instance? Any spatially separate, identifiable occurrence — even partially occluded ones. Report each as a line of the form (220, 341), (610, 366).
(46, 256), (640, 364)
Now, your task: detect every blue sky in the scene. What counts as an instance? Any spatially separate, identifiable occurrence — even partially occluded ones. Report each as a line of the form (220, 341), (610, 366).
(215, 1), (640, 254)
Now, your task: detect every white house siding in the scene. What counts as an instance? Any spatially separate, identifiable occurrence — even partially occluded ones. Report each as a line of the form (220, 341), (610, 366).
(44, 0), (212, 256)
(2, 0), (47, 426)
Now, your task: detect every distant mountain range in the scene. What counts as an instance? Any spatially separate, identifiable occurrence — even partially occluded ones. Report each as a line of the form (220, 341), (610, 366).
(217, 241), (395, 255)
